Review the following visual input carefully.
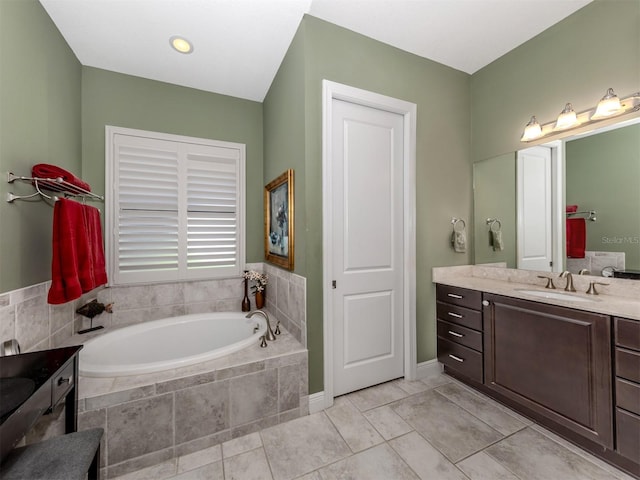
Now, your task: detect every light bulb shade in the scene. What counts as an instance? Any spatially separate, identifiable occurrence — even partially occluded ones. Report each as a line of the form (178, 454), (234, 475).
(592, 88), (621, 119)
(521, 116), (542, 141)
(555, 103), (578, 130)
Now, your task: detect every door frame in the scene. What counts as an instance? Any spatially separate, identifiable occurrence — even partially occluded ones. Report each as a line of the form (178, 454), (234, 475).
(516, 141), (564, 273)
(322, 80), (417, 408)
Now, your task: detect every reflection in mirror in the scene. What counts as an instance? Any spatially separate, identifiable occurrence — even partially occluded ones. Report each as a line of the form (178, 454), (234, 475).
(473, 118), (640, 278)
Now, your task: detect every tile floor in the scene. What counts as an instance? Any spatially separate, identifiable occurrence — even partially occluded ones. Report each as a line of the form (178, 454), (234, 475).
(114, 373), (636, 480)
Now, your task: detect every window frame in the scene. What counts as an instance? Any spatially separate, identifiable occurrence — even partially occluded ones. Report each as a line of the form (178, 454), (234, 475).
(105, 126), (246, 286)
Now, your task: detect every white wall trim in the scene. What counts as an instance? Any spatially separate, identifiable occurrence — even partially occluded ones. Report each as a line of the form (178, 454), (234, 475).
(322, 80), (417, 409)
(416, 359), (443, 380)
(308, 392), (326, 414)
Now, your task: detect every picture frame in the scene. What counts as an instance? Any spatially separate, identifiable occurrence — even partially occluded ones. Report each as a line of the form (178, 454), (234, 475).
(264, 169), (294, 270)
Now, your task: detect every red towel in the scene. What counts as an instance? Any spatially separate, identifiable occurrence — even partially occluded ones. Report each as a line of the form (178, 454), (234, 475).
(566, 218), (586, 258)
(566, 205), (578, 213)
(48, 199), (107, 304)
(32, 164), (92, 193)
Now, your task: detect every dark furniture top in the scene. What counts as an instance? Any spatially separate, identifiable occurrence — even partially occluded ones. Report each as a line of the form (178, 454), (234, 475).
(0, 345), (82, 463)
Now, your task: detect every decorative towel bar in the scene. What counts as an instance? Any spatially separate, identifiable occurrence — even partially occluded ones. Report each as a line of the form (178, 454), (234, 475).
(486, 218), (502, 232)
(6, 172), (104, 203)
(566, 210), (597, 221)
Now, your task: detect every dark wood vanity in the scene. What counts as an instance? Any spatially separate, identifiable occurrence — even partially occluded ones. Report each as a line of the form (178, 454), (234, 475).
(436, 284), (640, 478)
(0, 346), (81, 463)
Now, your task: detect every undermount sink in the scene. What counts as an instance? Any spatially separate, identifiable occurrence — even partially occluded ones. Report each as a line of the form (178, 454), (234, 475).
(516, 289), (596, 303)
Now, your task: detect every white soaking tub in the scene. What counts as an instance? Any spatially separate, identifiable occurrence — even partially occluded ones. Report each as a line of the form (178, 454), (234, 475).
(79, 312), (266, 377)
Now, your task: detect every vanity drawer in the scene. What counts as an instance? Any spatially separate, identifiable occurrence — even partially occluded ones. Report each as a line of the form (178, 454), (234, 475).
(436, 285), (482, 311)
(616, 407), (640, 461)
(51, 360), (75, 409)
(437, 302), (483, 331)
(437, 319), (483, 352)
(616, 378), (640, 416)
(437, 337), (483, 383)
(615, 317), (640, 351)
(616, 347), (640, 384)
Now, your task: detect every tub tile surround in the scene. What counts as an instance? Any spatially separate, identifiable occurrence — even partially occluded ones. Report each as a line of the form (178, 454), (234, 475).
(2, 262), (309, 478)
(0, 262), (307, 353)
(67, 326), (307, 477)
(0, 281), (103, 352)
(433, 264), (640, 320)
(566, 250), (626, 276)
(93, 262), (308, 346)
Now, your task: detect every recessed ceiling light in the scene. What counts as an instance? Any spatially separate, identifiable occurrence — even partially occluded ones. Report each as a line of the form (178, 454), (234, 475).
(169, 35), (193, 54)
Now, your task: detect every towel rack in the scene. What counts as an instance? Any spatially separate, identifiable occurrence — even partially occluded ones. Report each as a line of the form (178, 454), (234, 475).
(486, 218), (502, 232)
(451, 217), (466, 231)
(566, 210), (596, 221)
(6, 172), (104, 203)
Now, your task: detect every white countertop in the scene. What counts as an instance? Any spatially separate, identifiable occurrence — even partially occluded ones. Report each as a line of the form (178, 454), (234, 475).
(433, 265), (640, 321)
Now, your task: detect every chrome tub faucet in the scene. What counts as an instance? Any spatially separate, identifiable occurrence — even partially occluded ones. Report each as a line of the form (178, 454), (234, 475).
(246, 310), (276, 342)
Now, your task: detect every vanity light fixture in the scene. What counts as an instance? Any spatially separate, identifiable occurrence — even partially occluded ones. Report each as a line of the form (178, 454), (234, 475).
(591, 88), (621, 119)
(521, 88), (640, 142)
(170, 35), (193, 54)
(521, 116), (542, 141)
(555, 103), (578, 130)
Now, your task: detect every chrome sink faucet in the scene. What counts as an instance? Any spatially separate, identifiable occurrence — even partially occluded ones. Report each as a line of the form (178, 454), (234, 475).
(559, 271), (576, 292)
(246, 310), (276, 342)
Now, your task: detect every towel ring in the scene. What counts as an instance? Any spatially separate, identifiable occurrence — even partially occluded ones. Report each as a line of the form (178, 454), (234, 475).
(486, 218), (502, 232)
(451, 217), (466, 232)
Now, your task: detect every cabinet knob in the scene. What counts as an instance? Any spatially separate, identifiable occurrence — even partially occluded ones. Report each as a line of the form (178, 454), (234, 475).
(482, 300), (490, 307)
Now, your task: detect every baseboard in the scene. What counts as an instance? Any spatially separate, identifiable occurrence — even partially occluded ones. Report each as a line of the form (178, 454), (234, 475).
(308, 391), (326, 414)
(415, 358), (443, 380)
(309, 361), (442, 414)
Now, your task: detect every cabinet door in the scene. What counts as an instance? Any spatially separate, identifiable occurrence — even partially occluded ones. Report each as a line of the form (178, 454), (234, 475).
(483, 293), (613, 448)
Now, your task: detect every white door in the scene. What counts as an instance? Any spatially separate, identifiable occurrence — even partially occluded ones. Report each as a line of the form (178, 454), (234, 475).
(517, 146), (553, 271)
(331, 98), (404, 396)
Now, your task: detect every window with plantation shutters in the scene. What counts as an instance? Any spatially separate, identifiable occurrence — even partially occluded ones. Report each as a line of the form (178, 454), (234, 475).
(106, 127), (245, 285)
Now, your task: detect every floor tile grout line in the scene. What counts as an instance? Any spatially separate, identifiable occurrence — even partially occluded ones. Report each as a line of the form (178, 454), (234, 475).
(480, 447), (528, 480)
(385, 430), (474, 480)
(451, 426), (528, 466)
(431, 384), (526, 438)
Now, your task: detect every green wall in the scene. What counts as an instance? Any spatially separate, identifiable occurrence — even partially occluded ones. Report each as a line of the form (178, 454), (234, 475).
(471, 0), (640, 163)
(566, 123), (640, 270)
(265, 15), (473, 394)
(473, 153), (517, 267)
(81, 67), (265, 263)
(0, 0), (82, 292)
(263, 26), (307, 275)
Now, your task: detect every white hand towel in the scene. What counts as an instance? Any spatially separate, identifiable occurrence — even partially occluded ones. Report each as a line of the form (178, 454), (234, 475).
(452, 229), (466, 253)
(491, 229), (504, 251)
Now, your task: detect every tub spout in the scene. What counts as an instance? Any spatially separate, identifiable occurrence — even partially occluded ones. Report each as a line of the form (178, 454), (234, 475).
(246, 310), (276, 342)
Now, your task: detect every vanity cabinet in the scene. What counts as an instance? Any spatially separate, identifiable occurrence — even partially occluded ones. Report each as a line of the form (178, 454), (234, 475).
(436, 285), (484, 383)
(614, 317), (640, 462)
(483, 293), (613, 449)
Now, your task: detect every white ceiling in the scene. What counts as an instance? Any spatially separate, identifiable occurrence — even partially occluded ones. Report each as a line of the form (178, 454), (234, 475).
(39, 0), (592, 102)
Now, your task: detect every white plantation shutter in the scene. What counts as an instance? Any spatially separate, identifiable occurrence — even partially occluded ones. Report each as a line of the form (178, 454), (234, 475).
(106, 127), (245, 285)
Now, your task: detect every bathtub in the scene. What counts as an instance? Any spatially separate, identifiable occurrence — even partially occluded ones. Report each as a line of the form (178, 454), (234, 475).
(79, 312), (267, 377)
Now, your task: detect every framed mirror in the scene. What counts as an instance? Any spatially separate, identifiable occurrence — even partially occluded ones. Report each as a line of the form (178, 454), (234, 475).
(473, 116), (640, 278)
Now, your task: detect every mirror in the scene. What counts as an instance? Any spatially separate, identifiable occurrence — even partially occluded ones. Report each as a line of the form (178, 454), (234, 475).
(473, 118), (640, 277)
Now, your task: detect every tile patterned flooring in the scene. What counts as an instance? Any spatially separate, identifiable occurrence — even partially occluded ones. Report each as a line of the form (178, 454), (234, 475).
(114, 373), (636, 480)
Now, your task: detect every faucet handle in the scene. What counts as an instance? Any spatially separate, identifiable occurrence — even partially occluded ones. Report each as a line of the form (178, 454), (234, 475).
(537, 275), (556, 289)
(259, 335), (268, 348)
(274, 321), (281, 336)
(586, 282), (609, 295)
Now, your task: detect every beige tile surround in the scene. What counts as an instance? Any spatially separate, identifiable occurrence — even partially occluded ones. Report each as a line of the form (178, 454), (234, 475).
(2, 263), (309, 478)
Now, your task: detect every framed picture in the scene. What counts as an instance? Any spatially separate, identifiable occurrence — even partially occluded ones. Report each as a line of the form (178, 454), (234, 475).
(264, 169), (294, 270)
